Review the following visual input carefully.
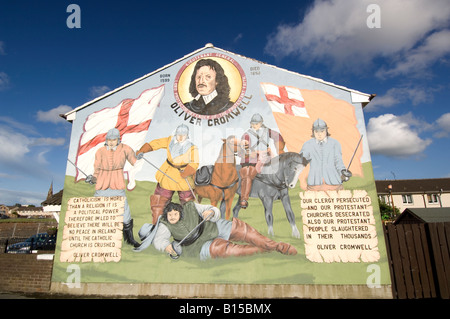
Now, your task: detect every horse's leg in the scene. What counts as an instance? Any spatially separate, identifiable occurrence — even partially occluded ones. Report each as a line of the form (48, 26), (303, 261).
(260, 194), (275, 237)
(280, 189), (300, 238)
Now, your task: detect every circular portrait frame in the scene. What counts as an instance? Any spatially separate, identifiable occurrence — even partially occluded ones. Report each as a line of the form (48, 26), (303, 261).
(174, 53), (247, 119)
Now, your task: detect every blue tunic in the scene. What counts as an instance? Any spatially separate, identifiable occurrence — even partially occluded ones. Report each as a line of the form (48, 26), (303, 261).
(300, 137), (346, 186)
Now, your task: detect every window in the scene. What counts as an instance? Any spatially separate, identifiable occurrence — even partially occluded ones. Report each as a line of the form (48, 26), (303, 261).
(402, 194), (413, 204)
(427, 194), (439, 204)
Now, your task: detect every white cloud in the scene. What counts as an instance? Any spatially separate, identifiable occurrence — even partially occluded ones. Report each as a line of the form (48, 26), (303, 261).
(376, 29), (450, 78)
(265, 0), (450, 75)
(365, 86), (435, 112)
(0, 126), (31, 161)
(89, 85), (111, 98)
(0, 72), (10, 91)
(30, 137), (66, 147)
(367, 113), (432, 157)
(434, 112), (450, 137)
(36, 105), (73, 124)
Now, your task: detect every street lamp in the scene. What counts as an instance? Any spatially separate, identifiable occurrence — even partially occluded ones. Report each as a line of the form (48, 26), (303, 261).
(387, 184), (396, 219)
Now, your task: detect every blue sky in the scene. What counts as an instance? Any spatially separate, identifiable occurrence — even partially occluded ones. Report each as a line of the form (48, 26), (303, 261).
(1, 0), (450, 206)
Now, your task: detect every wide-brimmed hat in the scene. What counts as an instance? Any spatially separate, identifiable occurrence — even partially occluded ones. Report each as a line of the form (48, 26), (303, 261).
(133, 216), (161, 252)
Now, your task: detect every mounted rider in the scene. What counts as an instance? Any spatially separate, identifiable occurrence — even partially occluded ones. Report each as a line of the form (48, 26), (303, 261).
(136, 124), (199, 224)
(238, 113), (286, 208)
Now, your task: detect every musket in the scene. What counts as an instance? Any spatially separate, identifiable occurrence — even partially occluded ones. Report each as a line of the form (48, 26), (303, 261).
(140, 156), (179, 184)
(169, 210), (215, 259)
(347, 134), (363, 171)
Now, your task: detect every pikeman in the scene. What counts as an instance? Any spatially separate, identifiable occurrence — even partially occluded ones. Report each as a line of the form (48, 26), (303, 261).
(238, 113), (286, 208)
(136, 124), (199, 224)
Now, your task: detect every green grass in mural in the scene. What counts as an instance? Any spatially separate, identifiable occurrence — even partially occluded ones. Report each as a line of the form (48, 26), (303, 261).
(52, 162), (390, 285)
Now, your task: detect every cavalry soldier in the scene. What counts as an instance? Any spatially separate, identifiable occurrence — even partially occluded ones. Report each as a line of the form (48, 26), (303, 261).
(238, 113), (286, 208)
(136, 124), (199, 224)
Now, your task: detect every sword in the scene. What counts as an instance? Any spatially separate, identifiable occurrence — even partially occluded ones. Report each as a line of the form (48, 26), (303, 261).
(140, 156), (179, 184)
(347, 134), (363, 171)
(169, 211), (215, 259)
(185, 177), (199, 203)
(68, 158), (88, 177)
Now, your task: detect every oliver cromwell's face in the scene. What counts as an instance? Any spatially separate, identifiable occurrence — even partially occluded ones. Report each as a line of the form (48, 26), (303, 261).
(195, 66), (217, 96)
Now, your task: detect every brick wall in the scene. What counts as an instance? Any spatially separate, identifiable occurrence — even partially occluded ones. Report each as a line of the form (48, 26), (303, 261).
(0, 252), (54, 293)
(0, 222), (57, 294)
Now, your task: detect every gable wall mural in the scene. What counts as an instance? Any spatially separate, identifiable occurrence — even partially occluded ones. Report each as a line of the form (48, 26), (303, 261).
(52, 46), (391, 296)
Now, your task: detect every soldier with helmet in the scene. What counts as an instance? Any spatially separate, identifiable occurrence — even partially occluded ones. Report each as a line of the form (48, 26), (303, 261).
(300, 118), (352, 191)
(85, 128), (140, 247)
(136, 124), (199, 224)
(238, 113), (286, 208)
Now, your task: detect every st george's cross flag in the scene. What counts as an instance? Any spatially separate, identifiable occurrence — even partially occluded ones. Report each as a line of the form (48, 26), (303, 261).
(260, 82), (309, 118)
(260, 83), (364, 190)
(74, 85), (165, 189)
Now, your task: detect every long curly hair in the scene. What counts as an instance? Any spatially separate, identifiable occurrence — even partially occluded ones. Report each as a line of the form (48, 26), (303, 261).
(162, 202), (184, 222)
(189, 59), (231, 99)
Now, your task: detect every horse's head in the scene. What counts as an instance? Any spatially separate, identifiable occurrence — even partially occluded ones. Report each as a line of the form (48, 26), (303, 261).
(217, 135), (241, 164)
(282, 152), (307, 188)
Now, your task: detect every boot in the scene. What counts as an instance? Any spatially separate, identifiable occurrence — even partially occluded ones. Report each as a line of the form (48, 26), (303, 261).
(239, 165), (257, 208)
(123, 219), (140, 248)
(229, 218), (297, 255)
(150, 194), (170, 224)
(209, 238), (265, 258)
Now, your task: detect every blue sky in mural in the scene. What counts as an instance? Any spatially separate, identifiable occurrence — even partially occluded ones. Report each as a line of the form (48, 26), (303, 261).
(1, 0), (450, 205)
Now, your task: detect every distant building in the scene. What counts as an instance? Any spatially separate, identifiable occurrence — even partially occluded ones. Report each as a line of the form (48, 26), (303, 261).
(393, 207), (450, 224)
(376, 178), (450, 213)
(41, 185), (63, 222)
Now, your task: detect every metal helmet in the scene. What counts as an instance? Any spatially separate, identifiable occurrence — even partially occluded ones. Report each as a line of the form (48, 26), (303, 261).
(175, 124), (189, 137)
(250, 113), (264, 124)
(313, 118), (328, 130)
(105, 128), (121, 140)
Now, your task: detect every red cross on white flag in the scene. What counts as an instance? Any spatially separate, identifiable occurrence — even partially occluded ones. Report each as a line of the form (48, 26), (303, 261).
(261, 83), (309, 118)
(73, 85), (165, 184)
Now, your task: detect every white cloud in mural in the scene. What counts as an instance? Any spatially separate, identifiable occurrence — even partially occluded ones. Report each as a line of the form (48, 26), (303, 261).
(265, 0), (450, 76)
(367, 113), (432, 157)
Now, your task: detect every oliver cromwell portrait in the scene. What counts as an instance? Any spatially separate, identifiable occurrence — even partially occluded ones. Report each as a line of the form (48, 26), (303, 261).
(175, 55), (246, 118)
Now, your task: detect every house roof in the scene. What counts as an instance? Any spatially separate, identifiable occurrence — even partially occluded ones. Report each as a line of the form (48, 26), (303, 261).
(375, 178), (450, 195)
(394, 207), (450, 224)
(62, 44), (374, 122)
(41, 189), (63, 206)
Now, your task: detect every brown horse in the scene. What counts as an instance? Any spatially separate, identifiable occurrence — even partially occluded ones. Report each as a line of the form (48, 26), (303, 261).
(195, 135), (241, 220)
